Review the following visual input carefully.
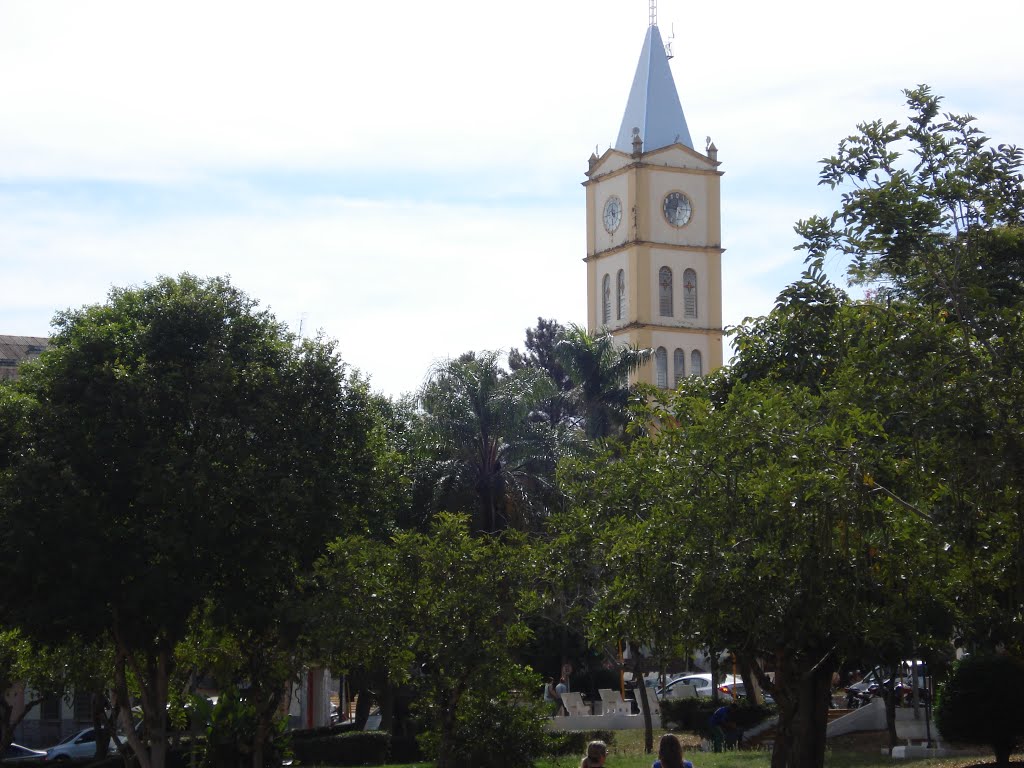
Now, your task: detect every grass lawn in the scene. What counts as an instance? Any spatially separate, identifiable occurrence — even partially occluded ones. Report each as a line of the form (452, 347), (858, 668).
(367, 728), (1010, 768)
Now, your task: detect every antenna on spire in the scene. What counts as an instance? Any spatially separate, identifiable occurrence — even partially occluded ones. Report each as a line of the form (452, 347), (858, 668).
(649, 0), (657, 27)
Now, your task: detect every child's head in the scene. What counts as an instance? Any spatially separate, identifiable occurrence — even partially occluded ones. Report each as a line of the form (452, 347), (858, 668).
(586, 740), (607, 765)
(658, 734), (683, 768)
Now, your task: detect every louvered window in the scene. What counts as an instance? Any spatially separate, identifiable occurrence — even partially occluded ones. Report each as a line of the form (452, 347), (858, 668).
(616, 270), (626, 320)
(659, 267), (673, 316)
(691, 349), (703, 377)
(602, 274), (611, 325)
(683, 268), (698, 318)
(673, 348), (685, 385)
(655, 347), (668, 389)
(74, 692), (92, 723)
(40, 696), (60, 721)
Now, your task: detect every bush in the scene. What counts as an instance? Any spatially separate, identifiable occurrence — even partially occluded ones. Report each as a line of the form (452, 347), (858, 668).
(660, 698), (773, 736)
(289, 730), (391, 766)
(935, 654), (1024, 768)
(660, 698), (715, 732)
(417, 668), (550, 768)
(543, 730), (616, 756)
(191, 690), (289, 768)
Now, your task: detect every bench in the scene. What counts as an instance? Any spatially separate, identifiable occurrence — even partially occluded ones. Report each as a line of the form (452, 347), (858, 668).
(560, 691), (590, 717)
(598, 688), (631, 715)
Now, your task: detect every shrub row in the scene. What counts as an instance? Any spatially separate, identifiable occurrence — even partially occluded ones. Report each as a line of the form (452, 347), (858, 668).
(288, 729), (392, 766)
(660, 699), (773, 735)
(543, 729), (616, 756)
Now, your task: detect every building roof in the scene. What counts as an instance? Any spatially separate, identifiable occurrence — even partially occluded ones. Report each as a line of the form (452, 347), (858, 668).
(0, 335), (49, 381)
(614, 24), (693, 153)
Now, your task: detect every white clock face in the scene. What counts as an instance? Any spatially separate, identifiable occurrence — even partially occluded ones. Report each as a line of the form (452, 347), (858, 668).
(602, 196), (622, 233)
(663, 191), (692, 227)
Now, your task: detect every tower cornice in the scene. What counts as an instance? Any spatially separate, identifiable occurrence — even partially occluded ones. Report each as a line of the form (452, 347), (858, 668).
(585, 240), (724, 262)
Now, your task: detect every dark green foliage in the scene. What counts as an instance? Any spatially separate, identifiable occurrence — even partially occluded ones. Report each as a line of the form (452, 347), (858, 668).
(661, 699), (774, 737)
(288, 730), (391, 766)
(509, 317), (578, 430)
(416, 351), (559, 533)
(660, 699), (713, 733)
(554, 324), (651, 440)
(191, 691), (290, 768)
(0, 274), (379, 768)
(421, 681), (549, 768)
(935, 654), (1024, 767)
(542, 730), (616, 756)
(318, 516), (542, 768)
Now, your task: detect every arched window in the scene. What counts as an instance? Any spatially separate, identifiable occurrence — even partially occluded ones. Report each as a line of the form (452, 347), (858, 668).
(683, 268), (698, 318)
(602, 274), (611, 325)
(616, 269), (626, 321)
(659, 267), (673, 316)
(690, 349), (703, 377)
(673, 348), (685, 385)
(655, 347), (668, 389)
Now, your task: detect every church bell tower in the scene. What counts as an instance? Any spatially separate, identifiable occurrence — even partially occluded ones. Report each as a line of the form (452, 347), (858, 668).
(584, 13), (724, 388)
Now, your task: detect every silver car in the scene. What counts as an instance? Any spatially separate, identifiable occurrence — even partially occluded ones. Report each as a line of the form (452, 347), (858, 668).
(43, 728), (118, 762)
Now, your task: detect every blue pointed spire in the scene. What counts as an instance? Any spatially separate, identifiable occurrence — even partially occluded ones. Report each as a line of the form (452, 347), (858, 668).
(614, 25), (693, 153)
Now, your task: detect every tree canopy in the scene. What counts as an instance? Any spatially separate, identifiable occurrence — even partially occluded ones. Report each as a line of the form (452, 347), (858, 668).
(0, 274), (379, 768)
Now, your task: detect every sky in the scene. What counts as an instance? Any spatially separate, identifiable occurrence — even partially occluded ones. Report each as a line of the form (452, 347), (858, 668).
(2, 1), (1023, 398)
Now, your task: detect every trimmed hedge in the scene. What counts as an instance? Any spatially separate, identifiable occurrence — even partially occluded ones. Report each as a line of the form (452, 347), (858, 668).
(289, 729), (391, 766)
(660, 698), (773, 735)
(543, 729), (616, 756)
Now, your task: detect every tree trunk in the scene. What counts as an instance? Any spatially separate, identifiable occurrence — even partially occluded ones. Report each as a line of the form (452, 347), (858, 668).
(709, 650), (721, 704)
(625, 643), (653, 754)
(353, 684), (372, 730)
(91, 692), (110, 760)
(435, 680), (467, 768)
(0, 684), (42, 755)
(770, 652), (836, 768)
(884, 681), (899, 751)
(637, 677), (654, 753)
(112, 635), (171, 768)
(435, 696), (460, 768)
(378, 682), (395, 734)
(736, 652), (766, 706)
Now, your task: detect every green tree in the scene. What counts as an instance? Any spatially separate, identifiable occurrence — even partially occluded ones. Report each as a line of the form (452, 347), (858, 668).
(0, 274), (378, 768)
(508, 317), (577, 429)
(559, 367), (930, 768)
(0, 631), (67, 754)
(318, 514), (543, 768)
(417, 351), (560, 533)
(554, 324), (651, 440)
(797, 85), (1024, 655)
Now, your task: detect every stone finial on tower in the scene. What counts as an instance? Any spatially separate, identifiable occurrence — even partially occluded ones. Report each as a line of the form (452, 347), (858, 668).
(632, 127), (643, 158)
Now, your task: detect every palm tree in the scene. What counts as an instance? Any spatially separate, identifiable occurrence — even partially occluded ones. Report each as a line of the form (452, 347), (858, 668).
(417, 351), (560, 533)
(555, 324), (652, 440)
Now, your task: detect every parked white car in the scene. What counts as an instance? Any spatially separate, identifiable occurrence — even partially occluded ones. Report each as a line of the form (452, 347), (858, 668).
(43, 728), (118, 762)
(657, 673), (741, 700)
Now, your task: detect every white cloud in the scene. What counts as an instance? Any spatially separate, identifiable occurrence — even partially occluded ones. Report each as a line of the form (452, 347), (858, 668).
(1, 0), (1022, 395)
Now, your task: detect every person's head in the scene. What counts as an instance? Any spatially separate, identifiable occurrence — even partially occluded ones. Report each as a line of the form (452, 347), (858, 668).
(581, 740), (607, 768)
(658, 734), (683, 768)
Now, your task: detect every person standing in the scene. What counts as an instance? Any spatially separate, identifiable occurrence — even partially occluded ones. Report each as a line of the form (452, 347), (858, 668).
(555, 675), (569, 716)
(543, 677), (560, 715)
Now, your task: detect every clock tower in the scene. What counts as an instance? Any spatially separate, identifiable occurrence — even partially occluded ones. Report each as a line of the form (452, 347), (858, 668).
(584, 19), (724, 388)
